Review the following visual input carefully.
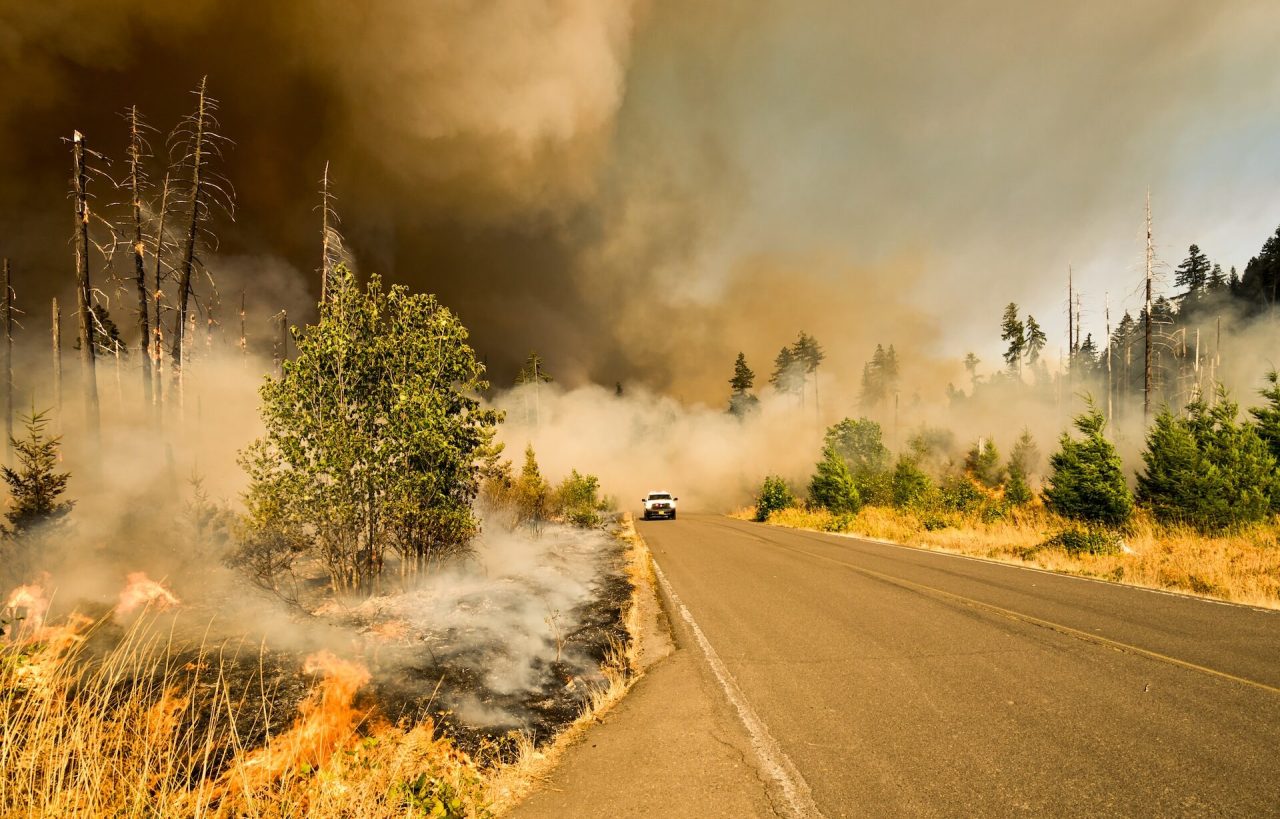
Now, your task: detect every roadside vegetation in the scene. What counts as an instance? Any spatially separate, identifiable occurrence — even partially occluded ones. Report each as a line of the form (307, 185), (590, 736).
(743, 390), (1280, 607)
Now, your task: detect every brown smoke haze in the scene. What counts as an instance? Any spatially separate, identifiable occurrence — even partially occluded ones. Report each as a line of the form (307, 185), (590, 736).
(4, 1), (1280, 404)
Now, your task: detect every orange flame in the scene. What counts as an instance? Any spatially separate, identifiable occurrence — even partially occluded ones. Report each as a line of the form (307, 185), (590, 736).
(116, 572), (180, 614)
(221, 650), (371, 794)
(4, 582), (51, 633)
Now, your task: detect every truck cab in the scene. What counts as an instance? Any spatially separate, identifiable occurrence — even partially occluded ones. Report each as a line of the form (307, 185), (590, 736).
(642, 491), (678, 520)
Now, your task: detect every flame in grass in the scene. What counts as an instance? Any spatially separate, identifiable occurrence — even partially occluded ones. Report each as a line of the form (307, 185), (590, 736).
(116, 571), (180, 614)
(4, 580), (51, 634)
(221, 650), (372, 796)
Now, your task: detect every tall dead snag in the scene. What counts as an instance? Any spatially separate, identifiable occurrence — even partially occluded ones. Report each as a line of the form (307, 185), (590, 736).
(2, 258), (11, 460)
(169, 77), (233, 384)
(151, 172), (170, 413)
(52, 299), (62, 417)
(126, 105), (153, 410)
(1144, 189), (1154, 422)
(239, 289), (247, 364)
(273, 310), (288, 378)
(72, 130), (101, 442)
(318, 161), (348, 307)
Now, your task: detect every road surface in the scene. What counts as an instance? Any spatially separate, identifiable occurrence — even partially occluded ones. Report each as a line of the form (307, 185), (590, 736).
(630, 514), (1280, 817)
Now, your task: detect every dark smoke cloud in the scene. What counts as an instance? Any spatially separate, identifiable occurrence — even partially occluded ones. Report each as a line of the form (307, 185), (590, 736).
(2, 1), (1279, 405)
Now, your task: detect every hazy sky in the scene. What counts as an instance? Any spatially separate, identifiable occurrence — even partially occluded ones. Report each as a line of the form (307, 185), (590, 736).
(2, 0), (1279, 401)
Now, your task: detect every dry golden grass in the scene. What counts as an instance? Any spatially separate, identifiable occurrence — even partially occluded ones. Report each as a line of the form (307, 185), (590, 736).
(0, 519), (650, 818)
(740, 504), (1280, 609)
(0, 614), (494, 818)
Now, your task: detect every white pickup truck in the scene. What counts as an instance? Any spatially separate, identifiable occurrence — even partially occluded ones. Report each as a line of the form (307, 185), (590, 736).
(641, 491), (678, 521)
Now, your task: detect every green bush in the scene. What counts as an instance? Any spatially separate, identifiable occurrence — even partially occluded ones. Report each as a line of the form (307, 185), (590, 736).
(552, 469), (608, 528)
(820, 512), (857, 532)
(920, 514), (950, 531)
(979, 502), (1010, 524)
(891, 457), (933, 508)
(1042, 527), (1122, 556)
(1137, 391), (1278, 531)
(1043, 401), (1133, 527)
(809, 446), (862, 514)
(965, 438), (1005, 487)
(939, 474), (984, 513)
(755, 475), (795, 522)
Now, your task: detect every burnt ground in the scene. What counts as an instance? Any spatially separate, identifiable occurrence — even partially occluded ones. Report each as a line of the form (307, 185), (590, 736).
(81, 522), (632, 769)
(366, 527), (632, 758)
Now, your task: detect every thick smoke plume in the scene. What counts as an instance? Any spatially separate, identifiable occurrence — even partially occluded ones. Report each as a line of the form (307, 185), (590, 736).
(4, 1), (1280, 402)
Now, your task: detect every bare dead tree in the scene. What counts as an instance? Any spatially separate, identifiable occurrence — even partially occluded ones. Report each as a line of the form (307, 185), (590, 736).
(151, 172), (171, 413)
(273, 309), (288, 378)
(125, 105), (155, 410)
(1144, 189), (1154, 422)
(71, 131), (101, 442)
(52, 299), (62, 418)
(239, 289), (247, 363)
(318, 161), (350, 307)
(169, 77), (233, 382)
(2, 258), (11, 460)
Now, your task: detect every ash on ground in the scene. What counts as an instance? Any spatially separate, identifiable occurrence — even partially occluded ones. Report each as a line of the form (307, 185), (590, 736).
(342, 521), (632, 752)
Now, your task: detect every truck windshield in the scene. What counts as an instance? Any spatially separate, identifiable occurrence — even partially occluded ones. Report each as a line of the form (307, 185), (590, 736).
(649, 494), (671, 500)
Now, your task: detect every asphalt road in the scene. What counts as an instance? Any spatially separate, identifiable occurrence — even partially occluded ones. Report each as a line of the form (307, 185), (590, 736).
(638, 514), (1280, 817)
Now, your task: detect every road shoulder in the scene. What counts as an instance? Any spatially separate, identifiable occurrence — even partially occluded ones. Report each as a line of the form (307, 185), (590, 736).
(507, 522), (777, 819)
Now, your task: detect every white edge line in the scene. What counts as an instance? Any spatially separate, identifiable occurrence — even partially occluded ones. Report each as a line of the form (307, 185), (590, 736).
(652, 559), (826, 819)
(740, 518), (1276, 614)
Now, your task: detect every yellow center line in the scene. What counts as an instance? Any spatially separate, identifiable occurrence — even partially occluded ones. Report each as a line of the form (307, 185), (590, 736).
(742, 525), (1280, 697)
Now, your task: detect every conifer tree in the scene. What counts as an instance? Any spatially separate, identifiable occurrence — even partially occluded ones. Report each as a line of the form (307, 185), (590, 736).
(964, 438), (1004, 487)
(1044, 401), (1133, 527)
(2, 410), (73, 539)
(809, 445), (861, 514)
(1250, 370), (1280, 465)
(1174, 244), (1211, 295)
(728, 352), (759, 416)
(1006, 429), (1039, 506)
(1000, 303), (1025, 377)
(1024, 315), (1047, 365)
(1208, 263), (1227, 291)
(769, 346), (803, 396)
(963, 352), (981, 390)
(1139, 390), (1277, 530)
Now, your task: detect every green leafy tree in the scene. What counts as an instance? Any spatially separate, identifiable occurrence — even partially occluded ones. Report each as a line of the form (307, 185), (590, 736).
(965, 438), (1004, 488)
(809, 445), (861, 514)
(1043, 401), (1133, 527)
(728, 352), (760, 416)
(755, 475), (794, 522)
(235, 267), (500, 594)
(1138, 391), (1277, 530)
(1001, 303), (1025, 377)
(2, 410), (73, 539)
(824, 417), (892, 504)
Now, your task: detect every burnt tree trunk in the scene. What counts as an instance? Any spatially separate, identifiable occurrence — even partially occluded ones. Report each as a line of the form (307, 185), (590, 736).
(2, 258), (11, 460)
(152, 172), (170, 415)
(72, 131), (100, 442)
(239, 289), (247, 363)
(172, 78), (208, 379)
(52, 298), (62, 418)
(128, 106), (153, 411)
